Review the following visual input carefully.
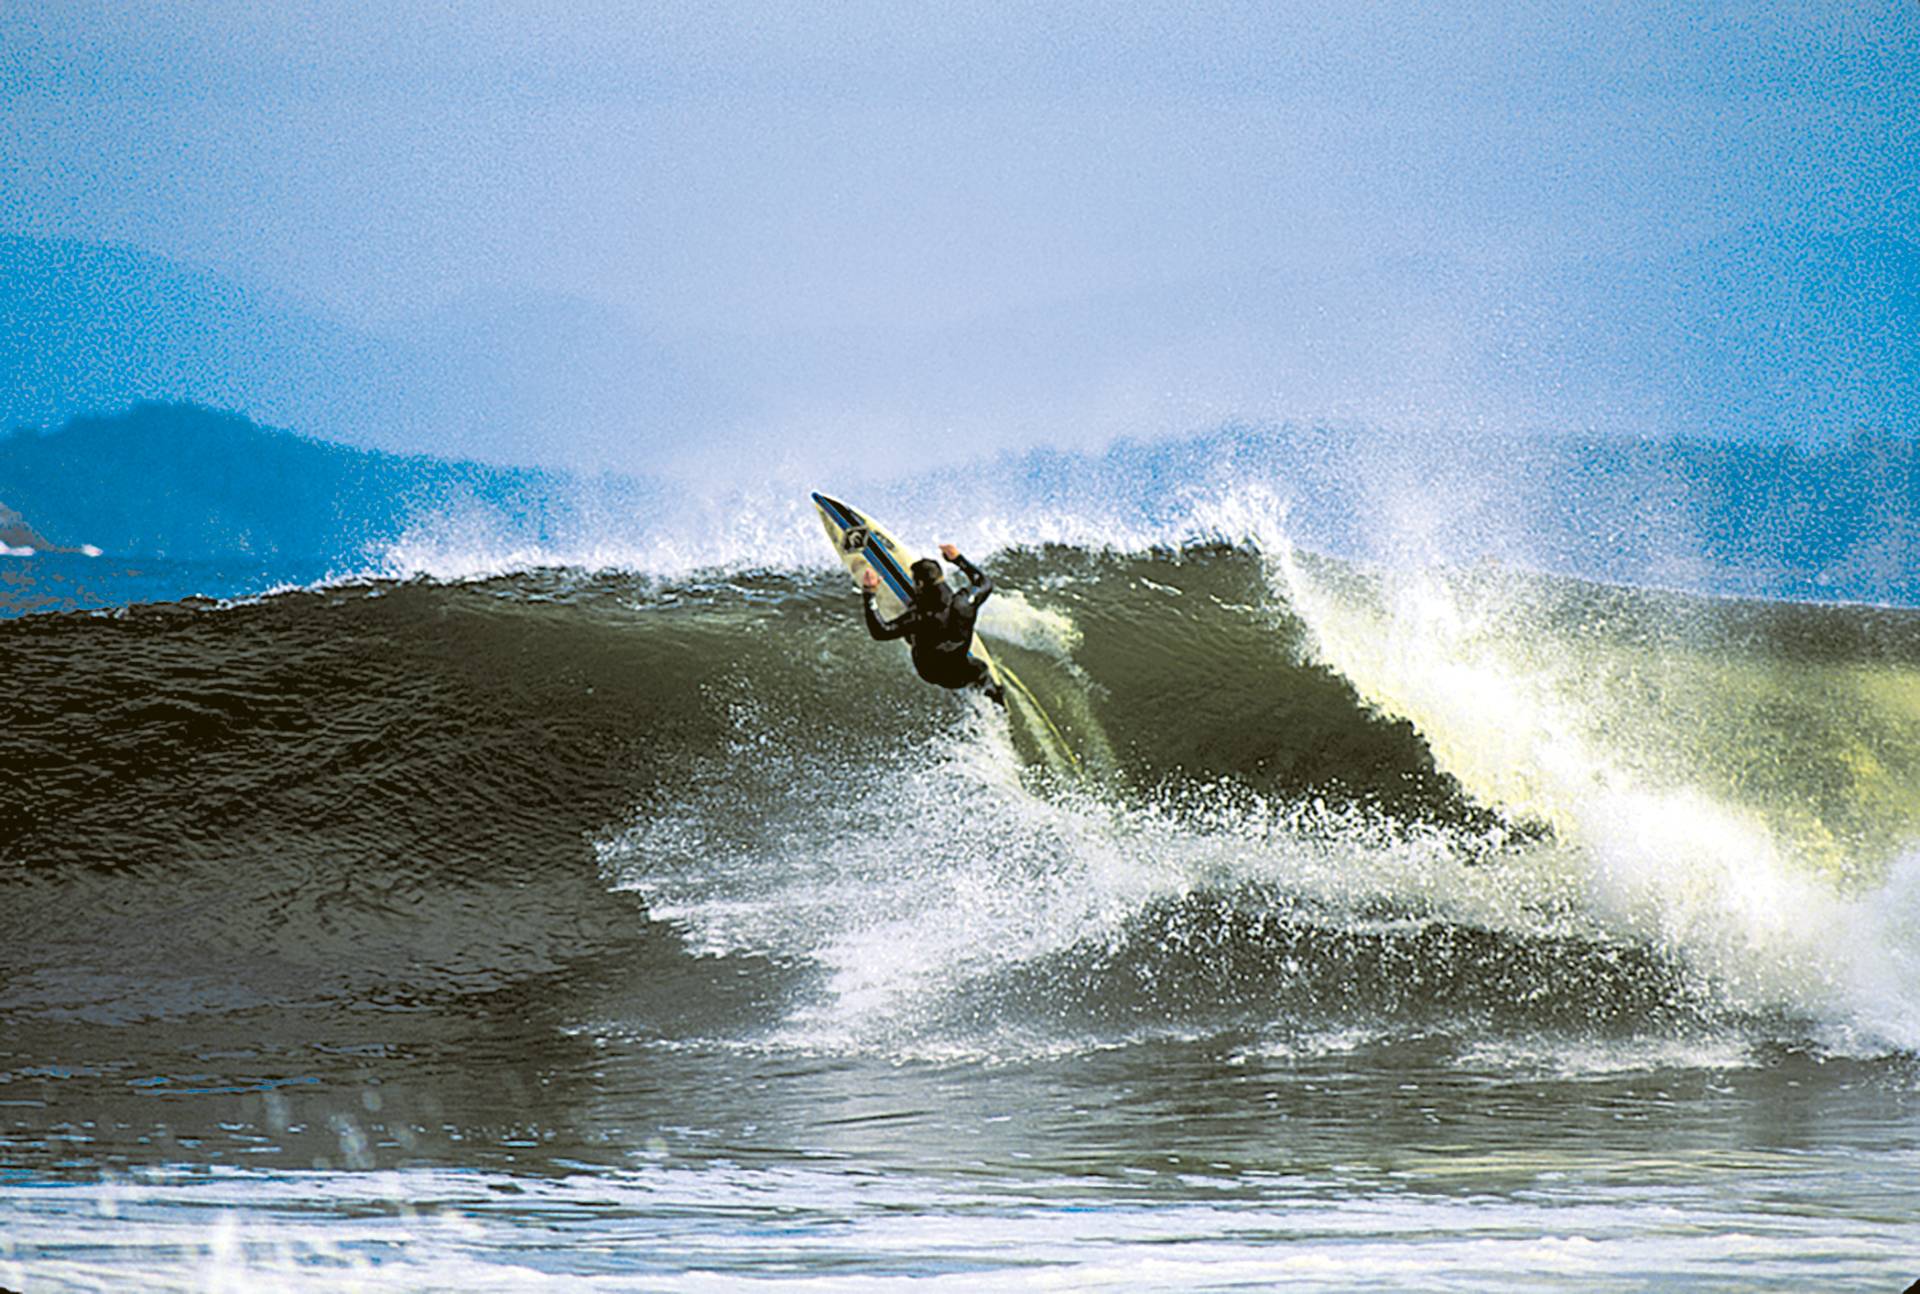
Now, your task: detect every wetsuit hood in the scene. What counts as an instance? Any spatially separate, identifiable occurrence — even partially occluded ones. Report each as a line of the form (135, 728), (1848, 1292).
(910, 558), (949, 609)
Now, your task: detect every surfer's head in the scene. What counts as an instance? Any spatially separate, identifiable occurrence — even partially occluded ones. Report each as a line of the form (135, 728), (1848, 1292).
(909, 557), (948, 608)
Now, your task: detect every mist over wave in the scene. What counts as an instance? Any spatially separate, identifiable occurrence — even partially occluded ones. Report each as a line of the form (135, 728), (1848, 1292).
(376, 421), (1919, 610)
(5, 404), (1914, 611)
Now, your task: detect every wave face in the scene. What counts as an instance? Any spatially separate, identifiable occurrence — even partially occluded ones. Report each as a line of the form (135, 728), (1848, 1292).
(6, 541), (1919, 1068)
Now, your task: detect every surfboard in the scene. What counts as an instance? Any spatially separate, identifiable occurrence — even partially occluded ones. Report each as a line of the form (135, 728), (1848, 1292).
(810, 491), (1081, 774)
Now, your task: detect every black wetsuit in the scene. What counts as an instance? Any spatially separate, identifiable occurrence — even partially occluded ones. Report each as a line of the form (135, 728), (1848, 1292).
(864, 553), (997, 693)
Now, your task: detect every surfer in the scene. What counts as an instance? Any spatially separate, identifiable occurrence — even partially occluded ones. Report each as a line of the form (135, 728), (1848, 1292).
(861, 544), (1006, 704)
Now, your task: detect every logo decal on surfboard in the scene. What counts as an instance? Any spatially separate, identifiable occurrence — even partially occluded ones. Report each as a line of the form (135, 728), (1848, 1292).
(841, 526), (871, 553)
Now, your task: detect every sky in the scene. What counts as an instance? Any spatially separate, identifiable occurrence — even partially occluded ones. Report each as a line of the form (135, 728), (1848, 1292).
(1, 2), (1915, 475)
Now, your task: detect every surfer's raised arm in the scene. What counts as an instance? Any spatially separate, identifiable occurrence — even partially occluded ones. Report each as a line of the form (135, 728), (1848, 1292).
(939, 543), (993, 606)
(860, 569), (911, 640)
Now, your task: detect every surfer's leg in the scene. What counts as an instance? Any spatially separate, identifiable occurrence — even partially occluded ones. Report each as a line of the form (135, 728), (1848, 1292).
(969, 656), (1005, 706)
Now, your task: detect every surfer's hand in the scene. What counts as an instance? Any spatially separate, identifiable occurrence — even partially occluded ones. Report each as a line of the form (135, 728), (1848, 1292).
(939, 543), (959, 561)
(861, 570), (880, 592)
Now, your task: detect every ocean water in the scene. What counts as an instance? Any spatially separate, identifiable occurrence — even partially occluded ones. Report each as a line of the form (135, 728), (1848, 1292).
(3, 504), (1919, 1290)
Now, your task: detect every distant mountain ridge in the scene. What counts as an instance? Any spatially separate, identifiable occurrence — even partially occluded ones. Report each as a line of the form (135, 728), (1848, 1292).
(0, 234), (716, 472)
(4, 221), (1915, 485)
(0, 400), (1912, 606)
(0, 235), (401, 452)
(0, 500), (59, 552)
(0, 402), (657, 564)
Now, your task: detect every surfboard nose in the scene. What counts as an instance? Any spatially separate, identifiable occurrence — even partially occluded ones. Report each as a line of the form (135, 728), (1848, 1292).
(812, 493), (862, 529)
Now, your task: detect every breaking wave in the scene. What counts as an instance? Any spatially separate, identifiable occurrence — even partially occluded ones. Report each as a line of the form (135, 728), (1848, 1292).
(6, 514), (1918, 1070)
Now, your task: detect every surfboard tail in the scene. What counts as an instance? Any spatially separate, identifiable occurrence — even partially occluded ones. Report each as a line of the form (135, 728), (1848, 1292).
(991, 659), (1084, 776)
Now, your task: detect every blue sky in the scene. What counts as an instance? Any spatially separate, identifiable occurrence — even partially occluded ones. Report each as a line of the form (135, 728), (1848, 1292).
(2, 3), (1914, 473)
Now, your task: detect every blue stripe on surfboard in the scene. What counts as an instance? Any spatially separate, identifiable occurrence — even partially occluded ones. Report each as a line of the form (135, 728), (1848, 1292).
(815, 492), (916, 603)
(865, 539), (915, 603)
(813, 493), (860, 530)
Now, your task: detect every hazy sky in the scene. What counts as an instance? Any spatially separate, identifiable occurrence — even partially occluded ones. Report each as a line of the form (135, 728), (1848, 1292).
(2, 2), (1914, 471)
